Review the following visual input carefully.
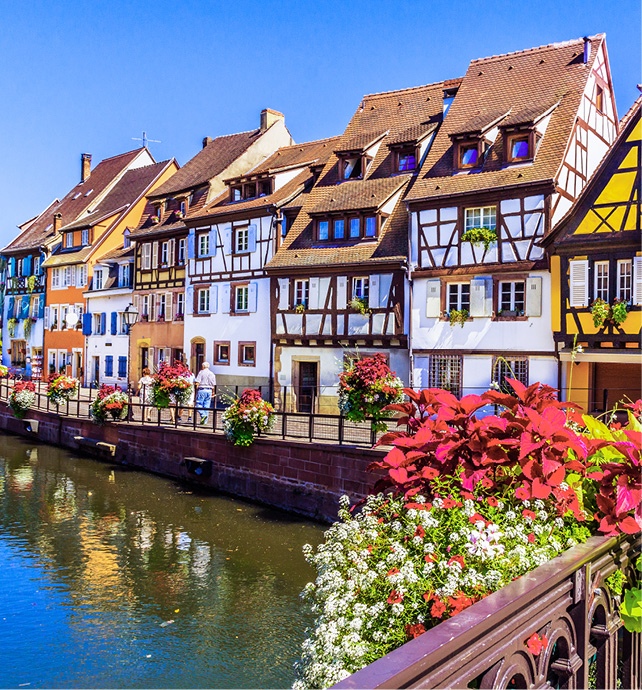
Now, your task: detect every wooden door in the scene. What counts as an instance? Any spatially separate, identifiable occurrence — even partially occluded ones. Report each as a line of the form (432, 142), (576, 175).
(593, 362), (642, 411)
(297, 362), (318, 413)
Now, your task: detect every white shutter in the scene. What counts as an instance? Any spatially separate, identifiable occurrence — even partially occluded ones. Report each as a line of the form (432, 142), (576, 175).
(133, 294), (139, 315)
(165, 292), (173, 321)
(308, 278), (319, 309)
(569, 260), (589, 307)
(369, 274), (380, 308)
(152, 242), (159, 268)
(379, 274), (393, 309)
(278, 278), (290, 310)
(425, 279), (441, 317)
(208, 227), (218, 256)
(470, 278), (492, 317)
(633, 256), (642, 306)
(149, 294), (156, 320)
(525, 276), (542, 317)
(44, 306), (50, 329)
(186, 286), (194, 315)
(222, 284), (231, 313)
(209, 285), (218, 313)
(248, 282), (258, 312)
(168, 239), (175, 266)
(222, 225), (232, 255)
(336, 276), (347, 309)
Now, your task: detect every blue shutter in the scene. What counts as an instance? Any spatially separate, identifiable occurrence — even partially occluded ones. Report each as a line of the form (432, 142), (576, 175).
(38, 297), (45, 318)
(21, 296), (30, 319)
(209, 227), (217, 256)
(110, 311), (118, 335)
(7, 296), (14, 316)
(23, 255), (32, 276)
(82, 313), (92, 336)
(38, 252), (46, 274)
(100, 312), (106, 335)
(248, 282), (258, 312)
(8, 257), (15, 277)
(187, 232), (195, 259)
(105, 356), (113, 377)
(118, 356), (127, 378)
(248, 224), (257, 253)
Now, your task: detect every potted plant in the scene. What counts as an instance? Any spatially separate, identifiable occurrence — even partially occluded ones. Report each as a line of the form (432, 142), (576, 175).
(0, 364), (8, 378)
(294, 383), (641, 689)
(222, 389), (276, 446)
(50, 321), (57, 331)
(150, 215), (160, 224)
(174, 312), (184, 322)
(295, 302), (307, 314)
(611, 298), (629, 326)
(151, 360), (193, 409)
(46, 374), (79, 407)
(591, 298), (610, 328)
(174, 209), (184, 219)
(338, 353), (404, 432)
(9, 380), (36, 419)
(27, 275), (37, 293)
(461, 227), (498, 252)
(349, 297), (371, 316)
(23, 317), (32, 340)
(448, 309), (469, 327)
(7, 318), (18, 338)
(90, 384), (128, 424)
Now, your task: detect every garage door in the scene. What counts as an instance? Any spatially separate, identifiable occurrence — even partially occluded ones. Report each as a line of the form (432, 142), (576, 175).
(593, 362), (642, 411)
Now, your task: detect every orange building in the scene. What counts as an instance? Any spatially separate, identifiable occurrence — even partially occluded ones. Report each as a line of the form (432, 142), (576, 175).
(42, 150), (178, 380)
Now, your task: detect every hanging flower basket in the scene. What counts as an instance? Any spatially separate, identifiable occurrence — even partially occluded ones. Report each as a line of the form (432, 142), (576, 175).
(222, 389), (275, 446)
(338, 353), (404, 432)
(461, 227), (498, 252)
(9, 381), (36, 419)
(0, 364), (8, 378)
(90, 384), (128, 423)
(7, 318), (19, 338)
(151, 361), (193, 408)
(46, 375), (79, 407)
(448, 309), (469, 328)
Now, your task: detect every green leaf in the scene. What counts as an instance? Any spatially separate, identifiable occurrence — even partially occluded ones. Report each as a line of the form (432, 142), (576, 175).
(621, 586), (642, 633)
(582, 415), (615, 440)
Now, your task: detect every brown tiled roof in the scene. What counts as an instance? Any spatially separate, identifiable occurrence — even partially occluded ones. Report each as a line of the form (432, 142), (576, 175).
(406, 35), (606, 202)
(149, 130), (264, 198)
(448, 108), (511, 136)
(3, 148), (147, 253)
(387, 123), (438, 146)
(63, 160), (174, 230)
(192, 137), (341, 221)
(43, 245), (93, 268)
(96, 245), (135, 263)
(129, 186), (209, 239)
(310, 177), (406, 214)
(499, 102), (560, 127)
(267, 79), (457, 269)
(334, 130), (388, 154)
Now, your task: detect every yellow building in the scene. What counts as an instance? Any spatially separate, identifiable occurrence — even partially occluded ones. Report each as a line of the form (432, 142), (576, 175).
(544, 96), (641, 412)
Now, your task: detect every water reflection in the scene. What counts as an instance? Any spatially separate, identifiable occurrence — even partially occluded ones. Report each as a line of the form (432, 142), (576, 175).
(0, 433), (323, 689)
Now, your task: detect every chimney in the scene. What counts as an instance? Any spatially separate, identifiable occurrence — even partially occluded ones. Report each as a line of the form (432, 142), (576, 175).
(583, 37), (591, 64)
(202, 137), (213, 149)
(81, 153), (92, 182)
(260, 108), (285, 132)
(53, 213), (62, 235)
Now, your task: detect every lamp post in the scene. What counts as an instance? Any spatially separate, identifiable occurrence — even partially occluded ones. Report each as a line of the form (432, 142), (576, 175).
(122, 303), (139, 419)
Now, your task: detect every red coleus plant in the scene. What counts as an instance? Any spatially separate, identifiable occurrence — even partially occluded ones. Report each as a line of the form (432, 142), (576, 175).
(371, 380), (586, 517)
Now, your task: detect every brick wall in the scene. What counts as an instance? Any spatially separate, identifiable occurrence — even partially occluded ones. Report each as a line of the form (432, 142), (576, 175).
(0, 402), (385, 522)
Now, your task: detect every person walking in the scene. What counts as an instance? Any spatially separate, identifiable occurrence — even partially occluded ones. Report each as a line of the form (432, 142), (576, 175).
(194, 362), (216, 425)
(137, 367), (154, 423)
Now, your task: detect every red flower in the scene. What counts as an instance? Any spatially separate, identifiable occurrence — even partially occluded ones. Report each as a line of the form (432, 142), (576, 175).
(430, 599), (446, 618)
(424, 553), (437, 563)
(469, 513), (486, 525)
(448, 555), (465, 568)
(441, 498), (456, 509)
(527, 533), (536, 543)
(448, 591), (475, 615)
(386, 568), (399, 577)
(486, 497), (498, 507)
(387, 590), (403, 604)
(405, 623), (426, 639)
(414, 525), (425, 539)
(515, 486), (530, 501)
(522, 509), (537, 520)
(422, 590), (434, 602)
(526, 633), (548, 656)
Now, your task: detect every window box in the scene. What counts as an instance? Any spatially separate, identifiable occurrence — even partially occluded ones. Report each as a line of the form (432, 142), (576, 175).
(175, 313), (184, 322)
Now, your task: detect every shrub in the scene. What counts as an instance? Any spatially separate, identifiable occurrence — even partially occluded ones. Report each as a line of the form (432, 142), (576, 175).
(9, 381), (36, 419)
(338, 354), (404, 432)
(222, 389), (275, 446)
(46, 375), (79, 407)
(90, 384), (128, 424)
(151, 361), (193, 408)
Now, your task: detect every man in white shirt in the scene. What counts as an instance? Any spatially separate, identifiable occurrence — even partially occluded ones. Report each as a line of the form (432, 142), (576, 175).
(195, 362), (217, 424)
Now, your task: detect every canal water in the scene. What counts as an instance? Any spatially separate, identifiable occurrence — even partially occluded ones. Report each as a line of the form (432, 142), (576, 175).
(0, 432), (325, 689)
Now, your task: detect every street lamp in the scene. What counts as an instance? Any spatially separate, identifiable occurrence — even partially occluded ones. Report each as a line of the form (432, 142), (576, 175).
(122, 303), (139, 419)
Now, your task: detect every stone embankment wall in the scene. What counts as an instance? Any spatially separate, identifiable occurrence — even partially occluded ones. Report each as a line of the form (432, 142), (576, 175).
(0, 402), (384, 522)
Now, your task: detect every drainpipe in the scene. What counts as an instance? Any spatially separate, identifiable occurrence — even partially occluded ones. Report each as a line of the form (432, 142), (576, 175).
(405, 258), (414, 390)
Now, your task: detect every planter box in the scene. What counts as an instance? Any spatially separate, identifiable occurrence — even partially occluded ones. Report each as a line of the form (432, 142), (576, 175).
(332, 534), (640, 690)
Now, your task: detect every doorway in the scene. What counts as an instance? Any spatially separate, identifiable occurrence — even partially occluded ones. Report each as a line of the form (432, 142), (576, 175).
(297, 361), (318, 413)
(140, 347), (149, 374)
(92, 356), (100, 384)
(191, 339), (205, 374)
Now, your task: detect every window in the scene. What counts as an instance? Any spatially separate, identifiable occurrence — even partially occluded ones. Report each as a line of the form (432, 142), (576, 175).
(259, 179), (271, 197)
(33, 256), (40, 276)
(499, 281), (525, 315)
(81, 228), (89, 246)
(334, 219), (345, 239)
(52, 268), (61, 289)
(76, 264), (87, 287)
(142, 243), (152, 270)
(176, 292), (185, 318)
(65, 232), (73, 248)
(157, 293), (167, 320)
(178, 238), (186, 265)
(180, 200), (186, 215)
(350, 218), (360, 238)
(105, 356), (114, 377)
(142, 295), (150, 319)
(295, 279), (309, 307)
(448, 283), (470, 313)
(119, 263), (130, 288)
(198, 233), (209, 257)
(239, 342), (256, 366)
(594, 261), (609, 301)
(596, 84), (604, 113)
(214, 342), (230, 365)
(92, 313), (101, 335)
(161, 241), (169, 265)
(235, 285), (249, 312)
(428, 354), (462, 396)
(31, 295), (40, 318)
(155, 205), (162, 221)
(352, 277), (369, 301)
(343, 156), (363, 180)
(75, 305), (83, 328)
(63, 265), (75, 288)
(510, 136), (529, 160)
(243, 183), (256, 199)
(119, 313), (128, 335)
(51, 307), (59, 330)
(93, 270), (104, 290)
(281, 215), (288, 238)
(365, 216), (376, 237)
(617, 260), (632, 302)
(231, 186), (242, 202)
(398, 149), (416, 172)
(123, 232), (131, 249)
(459, 143), (479, 168)
(492, 356), (528, 393)
(464, 206), (496, 233)
(198, 288), (210, 314)
(318, 220), (329, 241)
(235, 226), (249, 253)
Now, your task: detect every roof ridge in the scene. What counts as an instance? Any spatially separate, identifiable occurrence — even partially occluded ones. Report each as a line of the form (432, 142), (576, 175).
(469, 34), (605, 65)
(96, 147), (145, 164)
(278, 135), (342, 150)
(362, 77), (463, 100)
(619, 94), (642, 129)
(208, 128), (260, 142)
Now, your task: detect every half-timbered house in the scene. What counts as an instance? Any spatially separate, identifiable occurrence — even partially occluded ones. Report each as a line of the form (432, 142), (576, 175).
(182, 136), (339, 391)
(129, 109), (293, 380)
(542, 96), (641, 412)
(404, 35), (618, 396)
(266, 80), (458, 413)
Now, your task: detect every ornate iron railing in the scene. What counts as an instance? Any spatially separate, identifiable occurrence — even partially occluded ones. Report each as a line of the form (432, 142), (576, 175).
(332, 534), (640, 690)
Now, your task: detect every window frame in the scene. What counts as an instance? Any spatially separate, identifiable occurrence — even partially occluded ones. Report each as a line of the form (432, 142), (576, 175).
(197, 287), (210, 314)
(396, 146), (418, 173)
(447, 282), (471, 314)
(234, 284), (250, 313)
(464, 205), (497, 233)
(213, 341), (231, 366)
(197, 233), (210, 258)
(81, 228), (89, 246)
(352, 277), (369, 301)
(315, 213), (381, 242)
(93, 269), (104, 291)
(294, 279), (309, 307)
(492, 356), (529, 393)
(596, 84), (604, 113)
(428, 354), (463, 397)
(234, 225), (250, 254)
(161, 241), (169, 266)
(238, 341), (256, 367)
(65, 232), (74, 249)
(594, 260), (609, 302)
(178, 238), (186, 265)
(617, 259), (632, 302)
(506, 131), (535, 163)
(498, 280), (526, 316)
(456, 140), (482, 169)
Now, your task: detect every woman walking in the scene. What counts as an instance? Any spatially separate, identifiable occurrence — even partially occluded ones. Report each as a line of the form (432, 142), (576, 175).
(137, 367), (154, 423)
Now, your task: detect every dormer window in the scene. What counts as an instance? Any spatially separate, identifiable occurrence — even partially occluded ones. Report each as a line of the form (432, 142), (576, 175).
(180, 200), (186, 215)
(65, 232), (73, 249)
(231, 186), (242, 202)
(333, 219), (345, 239)
(243, 183), (256, 200)
(93, 269), (104, 290)
(460, 143), (479, 168)
(315, 213), (381, 242)
(156, 205), (162, 221)
(397, 149), (416, 172)
(81, 229), (89, 246)
(229, 178), (271, 202)
(318, 220), (329, 241)
(504, 130), (537, 163)
(343, 157), (361, 180)
(258, 179), (272, 197)
(510, 136), (530, 160)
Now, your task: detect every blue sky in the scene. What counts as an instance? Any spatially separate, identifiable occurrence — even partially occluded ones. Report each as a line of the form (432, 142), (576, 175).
(0, 0), (639, 247)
